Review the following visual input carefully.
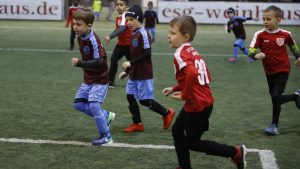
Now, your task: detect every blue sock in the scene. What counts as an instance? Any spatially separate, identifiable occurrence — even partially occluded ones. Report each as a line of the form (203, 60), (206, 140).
(74, 102), (93, 117)
(243, 48), (248, 55)
(233, 46), (239, 58)
(89, 102), (110, 135)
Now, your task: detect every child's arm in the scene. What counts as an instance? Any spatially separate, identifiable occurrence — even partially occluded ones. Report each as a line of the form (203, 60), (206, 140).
(289, 44), (300, 67)
(248, 48), (265, 60)
(105, 26), (127, 44)
(71, 57), (104, 69)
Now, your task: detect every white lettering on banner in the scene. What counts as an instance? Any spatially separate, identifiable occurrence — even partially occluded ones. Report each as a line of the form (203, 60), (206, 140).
(0, 0), (63, 20)
(158, 1), (300, 25)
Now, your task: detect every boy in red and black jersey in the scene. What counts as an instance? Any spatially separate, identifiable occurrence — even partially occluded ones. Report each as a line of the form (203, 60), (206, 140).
(163, 16), (247, 169)
(118, 5), (175, 132)
(249, 5), (300, 135)
(105, 0), (131, 88)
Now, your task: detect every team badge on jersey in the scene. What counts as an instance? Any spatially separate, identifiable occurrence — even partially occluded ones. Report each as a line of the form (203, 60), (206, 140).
(132, 38), (138, 47)
(84, 46), (90, 55)
(276, 38), (285, 46)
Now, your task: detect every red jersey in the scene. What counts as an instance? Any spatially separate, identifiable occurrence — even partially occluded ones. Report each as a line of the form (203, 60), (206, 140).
(129, 27), (153, 80)
(250, 28), (296, 75)
(77, 31), (109, 84)
(173, 43), (213, 112)
(116, 13), (131, 46)
(66, 5), (80, 27)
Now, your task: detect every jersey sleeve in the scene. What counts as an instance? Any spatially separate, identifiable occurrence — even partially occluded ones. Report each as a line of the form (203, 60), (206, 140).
(140, 30), (151, 49)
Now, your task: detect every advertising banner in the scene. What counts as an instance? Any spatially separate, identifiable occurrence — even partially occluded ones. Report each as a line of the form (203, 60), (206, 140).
(158, 1), (300, 25)
(0, 0), (63, 20)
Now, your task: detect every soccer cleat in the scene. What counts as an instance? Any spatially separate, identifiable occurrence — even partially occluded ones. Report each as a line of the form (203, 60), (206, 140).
(106, 111), (116, 126)
(264, 124), (279, 135)
(294, 89), (300, 108)
(163, 108), (175, 130)
(92, 135), (113, 145)
(123, 123), (144, 132)
(227, 57), (237, 63)
(232, 144), (247, 169)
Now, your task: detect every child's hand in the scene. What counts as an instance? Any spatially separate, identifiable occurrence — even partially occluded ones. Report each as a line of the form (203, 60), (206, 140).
(71, 57), (79, 66)
(162, 87), (173, 96)
(254, 52), (266, 60)
(122, 61), (131, 70)
(105, 36), (110, 44)
(295, 57), (300, 68)
(119, 71), (128, 80)
(170, 91), (183, 100)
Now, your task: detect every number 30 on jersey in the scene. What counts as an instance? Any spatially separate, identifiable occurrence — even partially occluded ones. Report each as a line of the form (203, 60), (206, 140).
(195, 59), (210, 85)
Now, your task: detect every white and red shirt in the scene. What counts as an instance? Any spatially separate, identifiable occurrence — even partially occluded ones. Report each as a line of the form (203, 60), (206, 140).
(172, 43), (213, 112)
(250, 28), (296, 75)
(116, 13), (131, 46)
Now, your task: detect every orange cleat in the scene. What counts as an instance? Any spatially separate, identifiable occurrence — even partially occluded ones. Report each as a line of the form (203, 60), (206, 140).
(163, 108), (175, 130)
(123, 123), (144, 132)
(231, 144), (247, 169)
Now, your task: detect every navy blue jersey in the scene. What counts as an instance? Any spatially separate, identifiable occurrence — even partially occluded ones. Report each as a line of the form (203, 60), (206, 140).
(227, 16), (251, 40)
(144, 9), (158, 28)
(77, 31), (109, 84)
(129, 27), (153, 80)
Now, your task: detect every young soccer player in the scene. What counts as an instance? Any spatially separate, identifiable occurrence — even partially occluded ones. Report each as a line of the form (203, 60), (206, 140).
(226, 7), (257, 63)
(248, 5), (300, 135)
(162, 15), (246, 169)
(92, 0), (102, 22)
(118, 5), (175, 132)
(71, 9), (115, 145)
(144, 1), (159, 43)
(104, 0), (131, 88)
(65, 0), (81, 51)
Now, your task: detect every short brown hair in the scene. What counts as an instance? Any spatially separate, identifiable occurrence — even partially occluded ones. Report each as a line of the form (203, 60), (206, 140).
(264, 5), (282, 18)
(73, 9), (94, 25)
(170, 16), (197, 41)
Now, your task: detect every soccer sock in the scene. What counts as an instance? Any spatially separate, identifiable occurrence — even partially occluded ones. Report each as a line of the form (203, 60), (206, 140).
(139, 99), (168, 116)
(73, 102), (93, 117)
(242, 47), (248, 55)
(233, 45), (239, 58)
(89, 101), (110, 135)
(127, 94), (142, 123)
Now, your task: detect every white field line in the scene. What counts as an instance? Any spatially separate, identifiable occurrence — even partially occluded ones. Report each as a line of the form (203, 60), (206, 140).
(0, 47), (295, 59)
(0, 138), (279, 169)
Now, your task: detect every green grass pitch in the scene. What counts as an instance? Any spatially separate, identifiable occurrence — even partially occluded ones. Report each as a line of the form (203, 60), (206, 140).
(0, 20), (299, 169)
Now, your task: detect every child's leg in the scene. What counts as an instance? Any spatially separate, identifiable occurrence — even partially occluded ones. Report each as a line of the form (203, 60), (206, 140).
(127, 94), (142, 123)
(74, 98), (93, 117)
(70, 27), (76, 50)
(184, 106), (236, 157)
(89, 101), (110, 136)
(139, 99), (168, 116)
(108, 45), (126, 85)
(267, 73), (296, 126)
(172, 109), (192, 169)
(151, 28), (156, 42)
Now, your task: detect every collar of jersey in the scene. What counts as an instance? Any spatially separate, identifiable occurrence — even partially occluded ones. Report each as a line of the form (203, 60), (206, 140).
(176, 43), (191, 52)
(81, 31), (93, 40)
(132, 27), (142, 35)
(264, 28), (280, 34)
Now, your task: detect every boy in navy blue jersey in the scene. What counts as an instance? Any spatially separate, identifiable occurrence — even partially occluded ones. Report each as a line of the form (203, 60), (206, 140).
(226, 7), (257, 63)
(144, 1), (159, 43)
(118, 5), (175, 132)
(71, 9), (115, 145)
